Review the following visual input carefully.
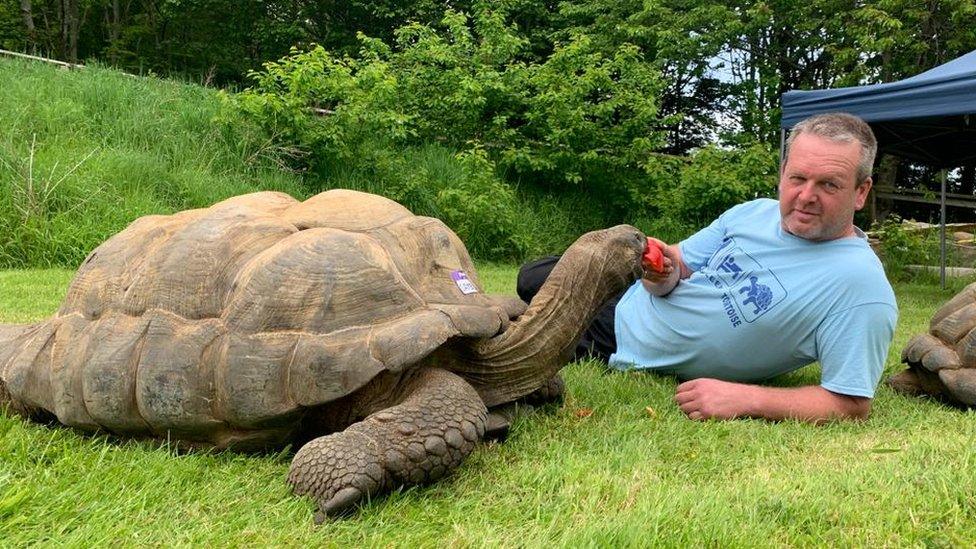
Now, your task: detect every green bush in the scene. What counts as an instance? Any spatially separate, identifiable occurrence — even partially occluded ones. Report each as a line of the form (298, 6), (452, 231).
(627, 143), (777, 244)
(338, 144), (529, 260)
(435, 148), (528, 259)
(668, 144), (778, 227)
(227, 4), (666, 216)
(870, 216), (942, 281)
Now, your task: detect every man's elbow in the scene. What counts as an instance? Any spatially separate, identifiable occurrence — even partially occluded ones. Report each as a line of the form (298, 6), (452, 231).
(836, 395), (871, 421)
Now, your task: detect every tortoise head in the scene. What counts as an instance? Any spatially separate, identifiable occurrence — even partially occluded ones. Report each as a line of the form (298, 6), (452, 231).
(548, 224), (646, 294)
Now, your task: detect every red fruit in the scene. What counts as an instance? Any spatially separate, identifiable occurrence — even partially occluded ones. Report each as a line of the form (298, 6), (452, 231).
(642, 239), (664, 273)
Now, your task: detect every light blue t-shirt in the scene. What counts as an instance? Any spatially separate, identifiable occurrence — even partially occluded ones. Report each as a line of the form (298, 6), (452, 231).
(609, 198), (897, 398)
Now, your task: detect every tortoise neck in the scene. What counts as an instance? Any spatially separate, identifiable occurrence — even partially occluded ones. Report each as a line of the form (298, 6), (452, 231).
(455, 240), (636, 407)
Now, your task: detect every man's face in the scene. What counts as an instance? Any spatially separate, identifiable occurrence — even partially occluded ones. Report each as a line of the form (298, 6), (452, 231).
(779, 133), (872, 241)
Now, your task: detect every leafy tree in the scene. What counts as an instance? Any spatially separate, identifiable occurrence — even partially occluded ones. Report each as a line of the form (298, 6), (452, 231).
(552, 0), (733, 153)
(230, 5), (667, 215)
(0, 1), (28, 51)
(841, 0), (976, 82)
(714, 0), (976, 145)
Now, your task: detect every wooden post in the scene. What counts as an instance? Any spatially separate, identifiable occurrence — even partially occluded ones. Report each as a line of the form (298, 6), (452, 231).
(0, 48), (85, 69)
(866, 186), (876, 226)
(940, 169), (947, 289)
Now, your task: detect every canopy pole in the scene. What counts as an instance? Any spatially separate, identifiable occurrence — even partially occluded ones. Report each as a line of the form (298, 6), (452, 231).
(779, 129), (786, 167)
(940, 169), (947, 289)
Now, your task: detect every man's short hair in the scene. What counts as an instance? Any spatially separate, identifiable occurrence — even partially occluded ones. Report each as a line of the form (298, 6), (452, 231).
(785, 113), (878, 185)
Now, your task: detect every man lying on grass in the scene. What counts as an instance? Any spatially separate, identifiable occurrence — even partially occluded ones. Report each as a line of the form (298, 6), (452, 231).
(519, 113), (898, 423)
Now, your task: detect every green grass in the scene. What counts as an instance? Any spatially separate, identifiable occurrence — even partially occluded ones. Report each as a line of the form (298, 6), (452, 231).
(1, 267), (974, 546)
(0, 58), (309, 268)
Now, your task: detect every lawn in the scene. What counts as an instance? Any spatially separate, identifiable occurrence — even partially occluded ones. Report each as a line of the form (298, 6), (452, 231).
(1, 266), (974, 546)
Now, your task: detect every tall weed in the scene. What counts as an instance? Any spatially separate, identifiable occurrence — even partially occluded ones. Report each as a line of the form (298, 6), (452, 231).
(0, 58), (307, 267)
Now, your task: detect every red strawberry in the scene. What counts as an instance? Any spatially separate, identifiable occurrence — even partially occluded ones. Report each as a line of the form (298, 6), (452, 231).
(642, 239), (665, 273)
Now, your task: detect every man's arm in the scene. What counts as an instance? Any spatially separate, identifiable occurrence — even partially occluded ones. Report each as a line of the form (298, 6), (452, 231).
(674, 378), (870, 424)
(641, 239), (693, 296)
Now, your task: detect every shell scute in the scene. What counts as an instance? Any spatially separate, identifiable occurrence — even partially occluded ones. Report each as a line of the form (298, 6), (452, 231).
(216, 331), (300, 429)
(930, 282), (976, 329)
(51, 314), (99, 430)
(120, 207), (298, 320)
(281, 189), (412, 231)
(59, 211), (200, 319)
(223, 227), (425, 335)
(3, 321), (57, 414)
(81, 314), (151, 434)
(939, 368), (976, 405)
(897, 284), (976, 406)
(931, 302), (976, 345)
(134, 311), (224, 436)
(288, 328), (389, 408)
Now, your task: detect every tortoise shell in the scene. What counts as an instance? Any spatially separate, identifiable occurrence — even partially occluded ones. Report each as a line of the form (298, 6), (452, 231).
(895, 282), (976, 406)
(1, 190), (514, 445)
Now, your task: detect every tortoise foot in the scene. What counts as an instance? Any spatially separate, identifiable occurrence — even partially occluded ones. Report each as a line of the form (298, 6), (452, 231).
(888, 365), (948, 400)
(886, 370), (926, 396)
(288, 430), (385, 520)
(484, 403), (528, 442)
(288, 368), (487, 521)
(523, 374), (566, 405)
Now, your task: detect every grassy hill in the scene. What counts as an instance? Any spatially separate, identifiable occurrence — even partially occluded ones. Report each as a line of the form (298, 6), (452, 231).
(0, 57), (616, 267)
(0, 58), (310, 268)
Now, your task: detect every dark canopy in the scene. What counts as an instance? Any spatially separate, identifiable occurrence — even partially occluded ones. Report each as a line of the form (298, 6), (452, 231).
(781, 49), (976, 168)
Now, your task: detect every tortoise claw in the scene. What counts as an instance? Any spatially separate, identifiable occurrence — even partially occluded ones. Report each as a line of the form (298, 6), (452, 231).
(315, 487), (363, 522)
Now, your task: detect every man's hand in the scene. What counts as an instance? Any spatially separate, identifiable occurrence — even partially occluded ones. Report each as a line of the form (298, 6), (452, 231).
(674, 378), (756, 420)
(674, 378), (871, 424)
(641, 238), (688, 296)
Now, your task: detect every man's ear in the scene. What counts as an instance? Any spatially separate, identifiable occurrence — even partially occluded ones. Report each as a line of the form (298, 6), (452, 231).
(854, 177), (873, 210)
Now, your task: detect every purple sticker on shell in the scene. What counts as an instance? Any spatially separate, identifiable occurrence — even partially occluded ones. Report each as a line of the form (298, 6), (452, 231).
(451, 270), (479, 294)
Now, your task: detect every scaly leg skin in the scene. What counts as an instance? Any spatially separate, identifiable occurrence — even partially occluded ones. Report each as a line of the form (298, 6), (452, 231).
(288, 367), (487, 522)
(886, 369), (926, 396)
(888, 367), (946, 399)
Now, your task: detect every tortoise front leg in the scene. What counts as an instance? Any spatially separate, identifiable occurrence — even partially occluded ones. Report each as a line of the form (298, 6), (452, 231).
(288, 367), (487, 522)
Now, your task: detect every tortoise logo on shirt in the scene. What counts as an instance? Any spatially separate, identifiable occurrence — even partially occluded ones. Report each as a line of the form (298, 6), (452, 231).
(705, 239), (786, 324)
(739, 275), (772, 314)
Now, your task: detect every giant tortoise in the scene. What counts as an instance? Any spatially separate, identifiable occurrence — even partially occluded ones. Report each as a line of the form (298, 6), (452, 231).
(890, 282), (976, 406)
(0, 189), (645, 520)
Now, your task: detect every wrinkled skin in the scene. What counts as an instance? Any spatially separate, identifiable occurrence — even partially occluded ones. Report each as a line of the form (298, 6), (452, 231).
(0, 189), (645, 520)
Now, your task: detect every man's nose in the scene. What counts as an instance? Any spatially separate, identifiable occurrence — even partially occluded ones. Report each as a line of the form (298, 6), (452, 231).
(797, 182), (818, 202)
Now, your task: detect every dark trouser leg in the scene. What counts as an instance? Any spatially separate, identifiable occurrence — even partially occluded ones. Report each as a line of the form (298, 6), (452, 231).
(517, 256), (622, 363)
